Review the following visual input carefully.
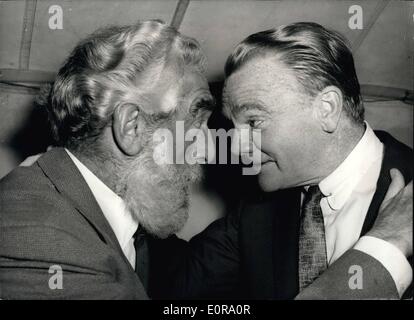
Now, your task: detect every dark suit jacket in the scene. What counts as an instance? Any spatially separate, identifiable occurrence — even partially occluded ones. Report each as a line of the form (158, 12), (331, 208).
(149, 131), (413, 299)
(0, 148), (148, 299)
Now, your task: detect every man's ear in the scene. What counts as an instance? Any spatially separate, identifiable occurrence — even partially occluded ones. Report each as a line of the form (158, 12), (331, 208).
(314, 86), (343, 133)
(112, 103), (143, 156)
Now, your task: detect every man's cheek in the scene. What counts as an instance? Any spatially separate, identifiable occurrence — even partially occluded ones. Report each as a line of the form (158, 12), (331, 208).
(241, 145), (263, 175)
(184, 127), (214, 165)
(152, 128), (175, 165)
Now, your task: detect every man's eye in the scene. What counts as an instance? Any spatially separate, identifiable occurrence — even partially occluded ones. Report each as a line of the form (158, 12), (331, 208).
(191, 98), (215, 117)
(248, 120), (264, 128)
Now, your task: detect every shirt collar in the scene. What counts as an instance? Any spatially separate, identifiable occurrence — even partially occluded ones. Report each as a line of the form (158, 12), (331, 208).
(318, 122), (383, 212)
(65, 149), (138, 250)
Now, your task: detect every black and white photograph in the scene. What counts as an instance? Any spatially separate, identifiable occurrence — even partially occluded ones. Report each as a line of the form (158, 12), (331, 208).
(0, 0), (413, 309)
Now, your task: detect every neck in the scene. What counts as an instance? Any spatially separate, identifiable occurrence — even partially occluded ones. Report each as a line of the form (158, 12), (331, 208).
(317, 120), (365, 183)
(69, 148), (127, 196)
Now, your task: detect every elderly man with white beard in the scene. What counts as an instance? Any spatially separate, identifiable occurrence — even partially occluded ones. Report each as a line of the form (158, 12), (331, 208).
(0, 20), (214, 299)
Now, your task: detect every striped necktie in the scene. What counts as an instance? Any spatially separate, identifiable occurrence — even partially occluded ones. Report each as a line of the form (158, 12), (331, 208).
(298, 185), (328, 291)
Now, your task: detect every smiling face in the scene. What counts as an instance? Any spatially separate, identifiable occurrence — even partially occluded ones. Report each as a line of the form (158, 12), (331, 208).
(223, 54), (326, 192)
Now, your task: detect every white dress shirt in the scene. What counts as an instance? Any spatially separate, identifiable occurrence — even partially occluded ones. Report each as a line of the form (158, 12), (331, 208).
(310, 122), (412, 297)
(66, 149), (138, 270)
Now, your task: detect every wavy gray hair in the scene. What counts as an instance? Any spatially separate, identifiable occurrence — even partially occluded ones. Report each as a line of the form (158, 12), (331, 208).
(46, 20), (206, 151)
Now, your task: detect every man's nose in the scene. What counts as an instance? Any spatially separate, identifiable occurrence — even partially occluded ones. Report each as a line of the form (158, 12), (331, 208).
(197, 120), (216, 164)
(230, 128), (240, 156)
(205, 110), (213, 121)
(231, 127), (251, 156)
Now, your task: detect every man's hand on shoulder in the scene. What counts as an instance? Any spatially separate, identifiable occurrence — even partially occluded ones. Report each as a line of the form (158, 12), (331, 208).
(366, 169), (412, 257)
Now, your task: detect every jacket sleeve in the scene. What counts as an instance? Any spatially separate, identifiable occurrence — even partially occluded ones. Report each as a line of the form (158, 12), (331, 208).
(148, 210), (241, 299)
(295, 249), (401, 300)
(149, 225), (405, 299)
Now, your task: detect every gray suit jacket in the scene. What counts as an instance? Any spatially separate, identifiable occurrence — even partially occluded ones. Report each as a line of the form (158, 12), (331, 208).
(0, 148), (147, 299)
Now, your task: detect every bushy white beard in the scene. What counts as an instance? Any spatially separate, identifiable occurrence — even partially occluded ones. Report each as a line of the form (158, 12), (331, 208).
(122, 145), (203, 239)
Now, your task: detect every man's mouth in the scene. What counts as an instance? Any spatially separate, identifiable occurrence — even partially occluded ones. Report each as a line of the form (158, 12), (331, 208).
(261, 159), (273, 166)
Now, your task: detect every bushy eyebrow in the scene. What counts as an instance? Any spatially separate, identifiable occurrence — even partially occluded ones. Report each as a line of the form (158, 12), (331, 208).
(224, 102), (271, 118)
(190, 96), (216, 115)
(146, 107), (177, 124)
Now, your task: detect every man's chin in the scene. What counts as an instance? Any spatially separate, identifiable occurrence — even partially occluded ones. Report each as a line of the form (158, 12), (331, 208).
(257, 171), (284, 192)
(129, 200), (189, 239)
(183, 163), (205, 185)
(122, 162), (194, 239)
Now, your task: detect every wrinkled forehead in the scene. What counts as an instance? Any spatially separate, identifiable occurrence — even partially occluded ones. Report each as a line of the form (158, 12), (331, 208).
(139, 58), (210, 115)
(222, 55), (300, 117)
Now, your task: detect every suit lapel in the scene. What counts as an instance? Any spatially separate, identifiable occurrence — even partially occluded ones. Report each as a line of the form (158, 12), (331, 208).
(361, 131), (413, 236)
(37, 148), (123, 253)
